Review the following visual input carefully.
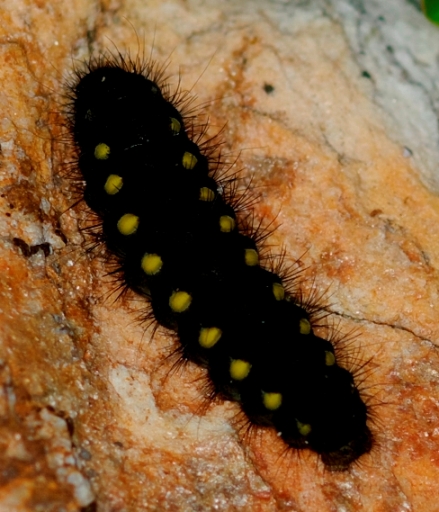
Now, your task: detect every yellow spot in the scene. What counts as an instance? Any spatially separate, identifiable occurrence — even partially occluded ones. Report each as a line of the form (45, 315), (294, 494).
(272, 282), (285, 301)
(229, 359), (251, 381)
(325, 351), (336, 366)
(297, 420), (312, 436)
(198, 327), (222, 349)
(117, 213), (139, 235)
(299, 318), (311, 335)
(94, 143), (110, 160)
(262, 392), (282, 411)
(182, 151), (198, 169)
(169, 290), (192, 313)
(141, 253), (163, 276)
(104, 174), (123, 195)
(170, 117), (181, 134)
(199, 187), (215, 202)
(244, 248), (259, 266)
(219, 215), (235, 233)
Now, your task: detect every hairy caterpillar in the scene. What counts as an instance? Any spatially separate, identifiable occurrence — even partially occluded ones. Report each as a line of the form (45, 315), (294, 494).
(62, 50), (374, 472)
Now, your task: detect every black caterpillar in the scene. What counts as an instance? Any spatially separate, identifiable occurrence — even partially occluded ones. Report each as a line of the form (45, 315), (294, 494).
(65, 53), (373, 471)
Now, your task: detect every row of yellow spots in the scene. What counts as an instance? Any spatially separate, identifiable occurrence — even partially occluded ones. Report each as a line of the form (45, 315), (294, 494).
(111, 220), (333, 415)
(93, 132), (332, 434)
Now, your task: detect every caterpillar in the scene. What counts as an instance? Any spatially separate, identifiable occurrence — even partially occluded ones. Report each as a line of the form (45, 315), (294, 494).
(62, 50), (373, 473)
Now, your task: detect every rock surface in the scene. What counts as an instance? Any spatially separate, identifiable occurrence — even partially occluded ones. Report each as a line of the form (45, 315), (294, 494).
(1, 0), (439, 510)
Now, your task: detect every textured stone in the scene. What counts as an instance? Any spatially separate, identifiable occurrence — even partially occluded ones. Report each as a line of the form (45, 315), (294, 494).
(1, 0), (439, 510)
